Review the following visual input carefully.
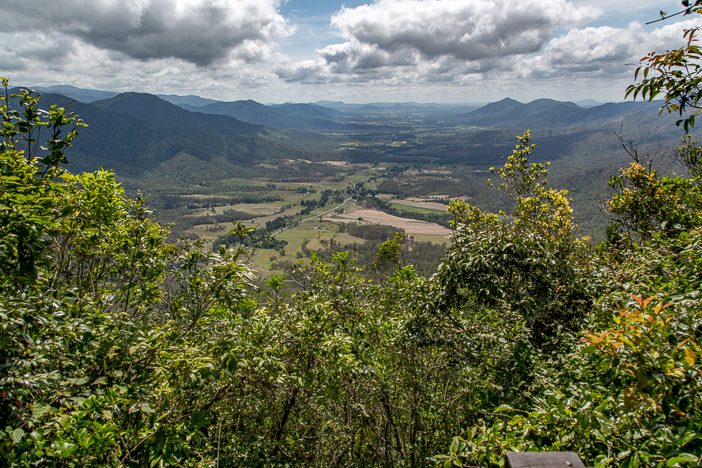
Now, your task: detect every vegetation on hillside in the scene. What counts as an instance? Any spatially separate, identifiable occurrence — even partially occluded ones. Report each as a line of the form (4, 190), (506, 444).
(1, 8), (702, 465)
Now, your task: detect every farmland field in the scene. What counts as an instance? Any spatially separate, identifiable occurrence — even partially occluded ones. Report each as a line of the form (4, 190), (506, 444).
(391, 198), (450, 211)
(140, 161), (455, 273)
(328, 207), (451, 237)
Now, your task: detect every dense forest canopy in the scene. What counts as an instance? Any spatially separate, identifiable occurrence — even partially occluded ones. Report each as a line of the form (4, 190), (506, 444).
(1, 5), (702, 466)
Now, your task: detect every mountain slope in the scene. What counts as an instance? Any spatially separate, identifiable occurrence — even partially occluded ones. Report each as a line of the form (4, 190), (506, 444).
(184, 100), (292, 127)
(93, 93), (262, 137)
(156, 93), (220, 107)
(458, 98), (666, 130)
(460, 97), (525, 124)
(22, 92), (336, 176)
(186, 99), (349, 130)
(32, 85), (118, 103)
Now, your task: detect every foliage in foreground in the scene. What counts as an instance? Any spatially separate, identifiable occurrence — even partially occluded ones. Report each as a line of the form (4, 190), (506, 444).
(1, 50), (702, 468)
(441, 9), (702, 464)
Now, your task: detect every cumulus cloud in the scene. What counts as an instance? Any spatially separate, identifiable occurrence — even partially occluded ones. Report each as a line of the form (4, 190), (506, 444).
(279, 0), (599, 83)
(527, 18), (702, 78)
(528, 24), (644, 77)
(278, 0), (702, 88)
(330, 0), (596, 62)
(0, 0), (290, 66)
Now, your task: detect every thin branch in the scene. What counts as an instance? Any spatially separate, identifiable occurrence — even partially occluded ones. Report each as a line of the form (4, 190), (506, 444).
(646, 9), (687, 25)
(613, 126), (641, 164)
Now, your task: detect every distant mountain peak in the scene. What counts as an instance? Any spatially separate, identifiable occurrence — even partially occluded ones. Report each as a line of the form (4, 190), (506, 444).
(459, 96), (661, 129)
(496, 97), (523, 105)
(92, 91), (261, 138)
(95, 92), (180, 113)
(468, 97), (525, 116)
(528, 98), (581, 108)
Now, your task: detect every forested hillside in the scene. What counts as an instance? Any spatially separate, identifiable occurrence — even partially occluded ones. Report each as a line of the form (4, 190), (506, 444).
(9, 90), (340, 177)
(1, 13), (702, 467)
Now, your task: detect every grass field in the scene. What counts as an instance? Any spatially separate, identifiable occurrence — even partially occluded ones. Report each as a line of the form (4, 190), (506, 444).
(392, 199), (450, 211)
(329, 206), (451, 236)
(251, 220), (368, 274)
(389, 202), (446, 216)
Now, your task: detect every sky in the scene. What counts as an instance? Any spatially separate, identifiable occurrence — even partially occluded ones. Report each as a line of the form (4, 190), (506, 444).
(1, 0), (700, 103)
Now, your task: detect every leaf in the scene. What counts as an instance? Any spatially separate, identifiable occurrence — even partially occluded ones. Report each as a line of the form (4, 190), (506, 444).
(493, 404), (513, 413)
(631, 295), (645, 307)
(150, 455), (163, 468)
(449, 437), (466, 455)
(92, 376), (107, 386)
(12, 428), (25, 444)
(57, 441), (78, 458)
(140, 402), (155, 414)
(666, 453), (699, 466)
(67, 377), (89, 386)
(684, 348), (696, 366)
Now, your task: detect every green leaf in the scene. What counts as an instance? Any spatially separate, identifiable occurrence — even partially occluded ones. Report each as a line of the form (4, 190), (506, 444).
(666, 454), (699, 466)
(449, 437), (464, 454)
(92, 376), (107, 386)
(493, 404), (513, 413)
(12, 428), (25, 444)
(140, 402), (155, 414)
(56, 441), (78, 458)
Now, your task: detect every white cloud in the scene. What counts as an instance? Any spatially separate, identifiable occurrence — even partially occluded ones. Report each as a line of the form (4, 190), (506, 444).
(331, 0), (597, 61)
(0, 0), (291, 65)
(1, 27), (282, 100)
(279, 0), (702, 89)
(527, 18), (702, 78)
(279, 0), (599, 83)
(528, 23), (644, 77)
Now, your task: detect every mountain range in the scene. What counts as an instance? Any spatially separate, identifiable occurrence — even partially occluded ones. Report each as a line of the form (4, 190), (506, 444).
(27, 83), (667, 130)
(453, 97), (664, 130)
(14, 83), (676, 179)
(17, 90), (333, 177)
(181, 99), (349, 130)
